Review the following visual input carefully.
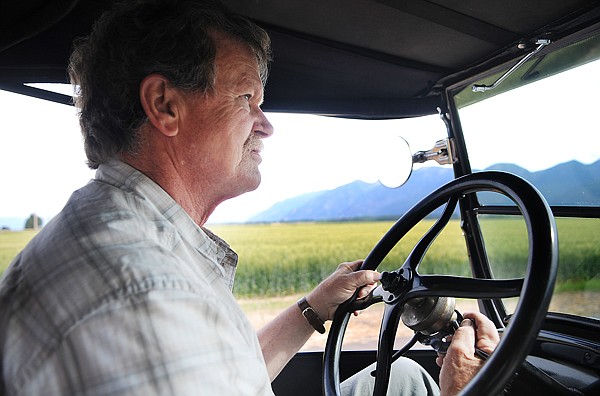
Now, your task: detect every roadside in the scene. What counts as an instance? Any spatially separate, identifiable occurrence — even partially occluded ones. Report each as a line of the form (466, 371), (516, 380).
(239, 294), (480, 351)
(239, 292), (600, 351)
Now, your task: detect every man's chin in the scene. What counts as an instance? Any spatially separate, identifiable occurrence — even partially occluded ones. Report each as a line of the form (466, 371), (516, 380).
(245, 175), (261, 193)
(228, 173), (261, 198)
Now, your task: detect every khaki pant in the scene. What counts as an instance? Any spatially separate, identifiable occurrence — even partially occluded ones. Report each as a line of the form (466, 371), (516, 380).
(341, 357), (440, 396)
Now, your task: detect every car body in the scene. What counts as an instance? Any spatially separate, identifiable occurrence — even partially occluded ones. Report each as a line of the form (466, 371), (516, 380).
(1, 1), (599, 395)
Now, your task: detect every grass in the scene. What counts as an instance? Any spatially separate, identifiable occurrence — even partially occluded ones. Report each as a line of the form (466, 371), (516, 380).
(1, 218), (598, 298)
(0, 229), (38, 273)
(554, 278), (600, 293)
(211, 217), (599, 297)
(211, 221), (448, 296)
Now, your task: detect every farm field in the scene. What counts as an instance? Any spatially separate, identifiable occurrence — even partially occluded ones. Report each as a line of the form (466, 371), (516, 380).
(2, 219), (599, 292)
(2, 218), (599, 324)
(0, 229), (38, 273)
(210, 218), (600, 297)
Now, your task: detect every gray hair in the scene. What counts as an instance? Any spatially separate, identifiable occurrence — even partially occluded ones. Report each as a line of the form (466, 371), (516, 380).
(69, 0), (272, 169)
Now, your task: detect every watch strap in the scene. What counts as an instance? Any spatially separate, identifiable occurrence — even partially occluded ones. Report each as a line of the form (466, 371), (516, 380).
(297, 297), (326, 334)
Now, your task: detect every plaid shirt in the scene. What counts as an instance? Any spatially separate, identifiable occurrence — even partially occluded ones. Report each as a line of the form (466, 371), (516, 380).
(0, 161), (273, 395)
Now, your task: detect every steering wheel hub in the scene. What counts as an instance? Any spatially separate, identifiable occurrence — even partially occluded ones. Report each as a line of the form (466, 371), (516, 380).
(400, 296), (456, 335)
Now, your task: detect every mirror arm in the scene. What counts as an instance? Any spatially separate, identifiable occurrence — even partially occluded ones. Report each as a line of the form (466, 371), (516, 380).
(412, 138), (457, 165)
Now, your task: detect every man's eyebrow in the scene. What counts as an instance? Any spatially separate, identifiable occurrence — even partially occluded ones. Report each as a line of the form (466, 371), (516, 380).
(251, 80), (266, 105)
(257, 90), (265, 106)
(235, 73), (264, 104)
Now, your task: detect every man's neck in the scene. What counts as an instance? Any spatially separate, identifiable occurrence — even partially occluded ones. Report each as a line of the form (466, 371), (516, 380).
(120, 153), (219, 227)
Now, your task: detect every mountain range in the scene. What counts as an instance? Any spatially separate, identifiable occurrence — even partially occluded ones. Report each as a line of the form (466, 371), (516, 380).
(249, 160), (600, 223)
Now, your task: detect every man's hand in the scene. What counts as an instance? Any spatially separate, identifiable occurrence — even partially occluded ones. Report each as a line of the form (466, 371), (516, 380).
(306, 260), (380, 321)
(437, 311), (499, 396)
(258, 259), (379, 379)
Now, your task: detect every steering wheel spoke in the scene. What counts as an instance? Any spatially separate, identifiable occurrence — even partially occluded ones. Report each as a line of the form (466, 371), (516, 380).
(372, 303), (402, 396)
(411, 274), (523, 299)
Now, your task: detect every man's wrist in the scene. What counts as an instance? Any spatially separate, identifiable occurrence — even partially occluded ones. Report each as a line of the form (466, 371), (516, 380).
(297, 296), (326, 334)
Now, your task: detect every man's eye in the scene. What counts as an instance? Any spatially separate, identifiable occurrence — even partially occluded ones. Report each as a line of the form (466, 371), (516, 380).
(243, 94), (252, 101)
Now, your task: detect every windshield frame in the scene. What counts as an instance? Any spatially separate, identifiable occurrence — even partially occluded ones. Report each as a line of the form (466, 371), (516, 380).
(443, 25), (600, 325)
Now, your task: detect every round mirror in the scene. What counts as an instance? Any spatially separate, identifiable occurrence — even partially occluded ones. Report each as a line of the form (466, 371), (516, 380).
(376, 135), (413, 188)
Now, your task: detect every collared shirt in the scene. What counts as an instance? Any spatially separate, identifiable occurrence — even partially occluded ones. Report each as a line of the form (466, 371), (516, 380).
(0, 160), (274, 395)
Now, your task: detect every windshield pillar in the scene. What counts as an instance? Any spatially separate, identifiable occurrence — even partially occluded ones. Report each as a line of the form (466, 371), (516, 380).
(443, 89), (507, 327)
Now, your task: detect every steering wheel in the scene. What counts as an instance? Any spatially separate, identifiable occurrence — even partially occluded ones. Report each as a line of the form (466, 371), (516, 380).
(323, 171), (558, 396)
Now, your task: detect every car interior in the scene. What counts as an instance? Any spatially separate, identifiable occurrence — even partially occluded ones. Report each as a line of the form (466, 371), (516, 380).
(1, 1), (599, 395)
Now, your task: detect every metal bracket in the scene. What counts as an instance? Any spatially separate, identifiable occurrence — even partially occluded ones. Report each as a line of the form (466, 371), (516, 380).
(412, 138), (457, 165)
(472, 38), (551, 93)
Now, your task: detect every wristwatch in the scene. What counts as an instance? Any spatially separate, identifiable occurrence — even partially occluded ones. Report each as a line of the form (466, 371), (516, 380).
(297, 297), (326, 334)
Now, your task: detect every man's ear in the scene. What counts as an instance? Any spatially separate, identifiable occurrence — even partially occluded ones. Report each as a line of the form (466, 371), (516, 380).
(139, 74), (180, 137)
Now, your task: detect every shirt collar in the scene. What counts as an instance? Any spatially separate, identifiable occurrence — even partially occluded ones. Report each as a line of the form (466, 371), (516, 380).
(95, 160), (238, 287)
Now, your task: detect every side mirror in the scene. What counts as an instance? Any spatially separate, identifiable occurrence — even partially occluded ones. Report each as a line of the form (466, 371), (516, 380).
(376, 136), (414, 188)
(377, 138), (456, 188)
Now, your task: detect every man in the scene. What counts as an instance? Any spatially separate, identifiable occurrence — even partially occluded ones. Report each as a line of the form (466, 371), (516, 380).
(0, 1), (497, 394)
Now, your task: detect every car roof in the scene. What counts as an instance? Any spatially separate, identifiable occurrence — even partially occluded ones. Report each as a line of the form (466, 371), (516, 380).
(1, 0), (599, 118)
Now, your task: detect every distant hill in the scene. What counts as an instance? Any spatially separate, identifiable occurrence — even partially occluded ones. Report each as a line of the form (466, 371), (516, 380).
(485, 160), (600, 205)
(249, 160), (600, 223)
(250, 166), (455, 222)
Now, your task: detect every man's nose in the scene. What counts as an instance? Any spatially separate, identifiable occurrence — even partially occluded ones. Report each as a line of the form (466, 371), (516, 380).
(254, 109), (274, 138)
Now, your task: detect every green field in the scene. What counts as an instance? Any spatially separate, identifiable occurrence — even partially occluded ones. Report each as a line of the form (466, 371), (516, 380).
(211, 220), (472, 296)
(0, 229), (39, 273)
(2, 218), (598, 299)
(212, 218), (600, 296)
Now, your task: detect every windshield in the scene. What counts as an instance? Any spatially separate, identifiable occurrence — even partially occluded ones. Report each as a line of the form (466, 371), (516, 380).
(456, 36), (600, 321)
(460, 59), (600, 207)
